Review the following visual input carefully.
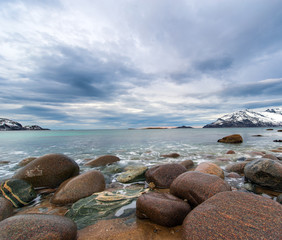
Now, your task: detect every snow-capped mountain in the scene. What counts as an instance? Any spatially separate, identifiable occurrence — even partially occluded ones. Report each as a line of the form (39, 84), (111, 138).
(0, 118), (49, 131)
(203, 108), (282, 128)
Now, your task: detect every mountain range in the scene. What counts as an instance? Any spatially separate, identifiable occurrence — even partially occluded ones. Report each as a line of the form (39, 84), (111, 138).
(203, 108), (282, 128)
(0, 118), (49, 131)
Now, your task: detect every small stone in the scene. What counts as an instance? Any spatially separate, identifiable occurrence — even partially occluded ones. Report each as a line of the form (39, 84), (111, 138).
(117, 165), (147, 183)
(179, 160), (194, 169)
(225, 161), (248, 174)
(226, 150), (235, 154)
(84, 155), (120, 167)
(194, 162), (224, 179)
(277, 194), (282, 204)
(218, 134), (243, 143)
(161, 153), (180, 158)
(262, 154), (279, 160)
(226, 172), (241, 178)
(0, 197), (13, 221)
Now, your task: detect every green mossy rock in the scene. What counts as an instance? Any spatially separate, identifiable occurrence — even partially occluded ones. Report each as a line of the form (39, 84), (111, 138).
(117, 165), (147, 183)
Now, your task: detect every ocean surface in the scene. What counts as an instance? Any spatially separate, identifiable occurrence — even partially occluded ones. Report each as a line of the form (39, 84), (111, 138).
(0, 128), (281, 183)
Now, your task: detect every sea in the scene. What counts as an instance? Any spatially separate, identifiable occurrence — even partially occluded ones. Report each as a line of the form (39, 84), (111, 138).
(0, 127), (281, 183)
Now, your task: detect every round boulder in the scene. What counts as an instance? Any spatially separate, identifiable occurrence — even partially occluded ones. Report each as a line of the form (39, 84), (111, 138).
(50, 170), (106, 205)
(244, 159), (282, 191)
(218, 134), (243, 143)
(84, 155), (120, 167)
(170, 171), (231, 208)
(225, 161), (249, 174)
(0, 197), (13, 221)
(179, 160), (194, 169)
(194, 162), (224, 179)
(117, 165), (147, 183)
(182, 191), (282, 240)
(18, 157), (37, 167)
(13, 154), (79, 188)
(0, 214), (77, 240)
(161, 153), (180, 158)
(145, 163), (187, 188)
(136, 192), (191, 227)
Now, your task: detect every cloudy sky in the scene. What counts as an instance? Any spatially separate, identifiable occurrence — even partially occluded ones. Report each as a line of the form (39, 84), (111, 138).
(1, 0), (282, 129)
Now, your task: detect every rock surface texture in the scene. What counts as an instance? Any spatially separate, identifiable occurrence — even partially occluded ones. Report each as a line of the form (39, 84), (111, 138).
(0, 197), (13, 221)
(182, 191), (282, 240)
(84, 155), (120, 167)
(218, 134), (243, 143)
(194, 162), (224, 179)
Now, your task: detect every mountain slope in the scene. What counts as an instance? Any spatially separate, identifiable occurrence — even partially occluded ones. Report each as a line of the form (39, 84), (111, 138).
(0, 118), (49, 131)
(203, 108), (282, 128)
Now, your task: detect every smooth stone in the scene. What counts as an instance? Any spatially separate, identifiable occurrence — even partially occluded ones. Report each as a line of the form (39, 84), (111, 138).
(217, 134), (243, 143)
(226, 172), (241, 178)
(194, 162), (224, 179)
(254, 185), (281, 197)
(226, 150), (235, 154)
(182, 191), (282, 240)
(0, 161), (10, 165)
(225, 161), (249, 174)
(0, 197), (13, 221)
(84, 155), (120, 167)
(278, 194), (282, 204)
(179, 160), (194, 169)
(161, 153), (180, 158)
(244, 159), (282, 191)
(145, 164), (187, 188)
(136, 192), (191, 227)
(170, 171), (231, 208)
(0, 214), (77, 240)
(51, 170), (106, 205)
(0, 179), (37, 207)
(262, 154), (279, 160)
(117, 165), (147, 183)
(13, 153), (79, 188)
(18, 157), (37, 167)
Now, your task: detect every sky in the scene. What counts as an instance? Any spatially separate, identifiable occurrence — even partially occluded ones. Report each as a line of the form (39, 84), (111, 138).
(0, 0), (282, 129)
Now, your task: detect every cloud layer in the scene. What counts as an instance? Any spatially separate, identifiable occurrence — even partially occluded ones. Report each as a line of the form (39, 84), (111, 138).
(1, 0), (282, 129)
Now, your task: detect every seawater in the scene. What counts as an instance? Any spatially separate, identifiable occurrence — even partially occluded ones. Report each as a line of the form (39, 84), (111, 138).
(0, 128), (281, 182)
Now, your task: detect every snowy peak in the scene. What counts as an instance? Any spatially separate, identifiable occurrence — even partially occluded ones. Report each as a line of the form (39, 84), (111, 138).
(203, 109), (282, 128)
(0, 118), (49, 131)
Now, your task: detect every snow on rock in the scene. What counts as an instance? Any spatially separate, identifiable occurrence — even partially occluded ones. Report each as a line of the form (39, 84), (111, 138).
(0, 118), (49, 131)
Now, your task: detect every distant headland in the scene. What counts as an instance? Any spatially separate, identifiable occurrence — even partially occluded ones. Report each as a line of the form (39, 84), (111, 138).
(0, 118), (50, 131)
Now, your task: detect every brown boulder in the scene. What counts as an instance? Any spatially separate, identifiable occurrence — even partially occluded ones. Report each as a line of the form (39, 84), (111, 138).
(262, 154), (279, 160)
(225, 161), (249, 174)
(84, 155), (120, 167)
(194, 162), (224, 179)
(170, 171), (231, 208)
(136, 192), (191, 227)
(0, 197), (13, 221)
(218, 134), (243, 143)
(179, 160), (194, 169)
(161, 153), (180, 158)
(13, 153), (79, 188)
(18, 157), (37, 167)
(226, 150), (235, 154)
(145, 164), (187, 188)
(50, 170), (105, 205)
(0, 214), (77, 240)
(182, 191), (282, 240)
(226, 172), (241, 178)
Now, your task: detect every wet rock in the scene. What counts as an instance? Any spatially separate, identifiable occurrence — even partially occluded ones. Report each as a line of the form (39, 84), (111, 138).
(84, 155), (120, 167)
(182, 191), (282, 240)
(145, 164), (187, 188)
(161, 153), (180, 158)
(50, 170), (105, 205)
(0, 197), (13, 221)
(0, 161), (9, 165)
(0, 214), (77, 240)
(217, 134), (243, 143)
(117, 165), (147, 183)
(170, 171), (231, 208)
(226, 172), (241, 178)
(277, 194), (282, 204)
(136, 192), (191, 227)
(243, 183), (255, 192)
(244, 159), (282, 191)
(18, 157), (37, 167)
(225, 161), (249, 174)
(179, 160), (194, 169)
(194, 162), (224, 179)
(13, 153), (79, 188)
(254, 185), (281, 197)
(252, 134), (263, 137)
(226, 150), (235, 154)
(263, 154), (279, 160)
(278, 130), (282, 132)
(0, 179), (37, 207)
(266, 128), (274, 131)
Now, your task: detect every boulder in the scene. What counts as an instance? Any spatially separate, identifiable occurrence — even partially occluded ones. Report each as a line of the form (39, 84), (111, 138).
(182, 191), (282, 240)
(218, 134), (243, 143)
(226, 150), (235, 154)
(179, 160), (194, 169)
(161, 153), (180, 158)
(145, 164), (187, 188)
(225, 161), (249, 174)
(84, 155), (120, 167)
(194, 162), (224, 179)
(0, 197), (13, 221)
(18, 157), (37, 167)
(0, 214), (77, 240)
(136, 192), (191, 227)
(170, 171), (231, 208)
(0, 179), (37, 207)
(244, 159), (282, 191)
(117, 165), (147, 183)
(226, 172), (241, 178)
(262, 154), (279, 160)
(13, 154), (79, 188)
(50, 170), (105, 205)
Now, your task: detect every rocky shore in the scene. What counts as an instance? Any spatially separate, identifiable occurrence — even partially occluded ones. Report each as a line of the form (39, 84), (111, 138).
(0, 134), (282, 239)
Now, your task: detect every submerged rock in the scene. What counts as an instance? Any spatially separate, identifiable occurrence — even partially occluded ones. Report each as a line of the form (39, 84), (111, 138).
(182, 191), (282, 240)
(194, 162), (224, 179)
(218, 134), (243, 143)
(0, 197), (13, 221)
(225, 161), (249, 174)
(84, 155), (120, 167)
(161, 153), (180, 158)
(179, 160), (194, 169)
(117, 165), (147, 183)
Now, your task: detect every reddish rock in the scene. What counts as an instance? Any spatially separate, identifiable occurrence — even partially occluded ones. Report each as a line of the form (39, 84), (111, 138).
(161, 153), (180, 158)
(13, 153), (79, 188)
(0, 197), (13, 221)
(226, 150), (235, 154)
(84, 155), (120, 167)
(218, 134), (243, 143)
(262, 154), (279, 160)
(170, 171), (231, 208)
(182, 191), (282, 240)
(225, 161), (249, 174)
(18, 157), (37, 167)
(51, 170), (105, 205)
(226, 172), (241, 178)
(179, 160), (194, 169)
(194, 162), (224, 179)
(0, 214), (77, 240)
(145, 164), (187, 188)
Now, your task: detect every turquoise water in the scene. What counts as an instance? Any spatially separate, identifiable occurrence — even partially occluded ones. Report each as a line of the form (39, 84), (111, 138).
(0, 128), (281, 182)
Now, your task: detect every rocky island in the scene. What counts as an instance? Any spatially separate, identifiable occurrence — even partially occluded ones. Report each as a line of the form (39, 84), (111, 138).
(0, 118), (49, 131)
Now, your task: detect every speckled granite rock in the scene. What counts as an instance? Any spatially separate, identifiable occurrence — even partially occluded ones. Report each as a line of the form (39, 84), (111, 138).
(225, 161), (249, 174)
(194, 162), (224, 179)
(218, 134), (243, 143)
(179, 160), (194, 169)
(84, 155), (120, 167)
(13, 154), (79, 188)
(0, 197), (13, 221)
(0, 214), (77, 240)
(182, 191), (282, 240)
(170, 171), (231, 208)
(136, 192), (191, 227)
(145, 164), (186, 188)
(51, 170), (105, 205)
